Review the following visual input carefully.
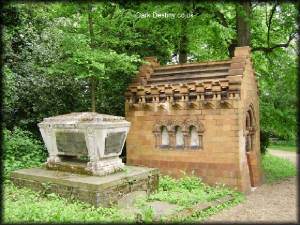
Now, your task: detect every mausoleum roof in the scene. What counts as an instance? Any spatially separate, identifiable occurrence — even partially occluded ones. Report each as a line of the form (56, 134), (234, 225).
(146, 59), (232, 85)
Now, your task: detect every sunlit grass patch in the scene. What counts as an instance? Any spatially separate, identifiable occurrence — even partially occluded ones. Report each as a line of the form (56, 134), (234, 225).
(268, 144), (298, 153)
(262, 153), (297, 183)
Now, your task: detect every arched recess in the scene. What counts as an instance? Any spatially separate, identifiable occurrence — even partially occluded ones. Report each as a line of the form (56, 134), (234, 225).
(189, 125), (200, 149)
(153, 119), (205, 150)
(170, 120), (185, 149)
(153, 120), (173, 149)
(185, 119), (205, 150)
(161, 126), (169, 148)
(245, 104), (257, 187)
(245, 104), (256, 152)
(174, 126), (184, 149)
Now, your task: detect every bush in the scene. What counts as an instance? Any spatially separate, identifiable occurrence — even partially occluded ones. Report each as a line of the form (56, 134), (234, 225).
(3, 127), (47, 180)
(260, 130), (271, 154)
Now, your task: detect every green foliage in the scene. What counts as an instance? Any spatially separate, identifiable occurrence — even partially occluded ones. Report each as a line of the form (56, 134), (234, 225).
(3, 172), (244, 223)
(262, 154), (297, 183)
(3, 184), (134, 223)
(253, 2), (298, 141)
(2, 2), (298, 143)
(260, 130), (271, 154)
(149, 173), (243, 207)
(3, 127), (47, 180)
(2, 3), (90, 135)
(138, 207), (154, 223)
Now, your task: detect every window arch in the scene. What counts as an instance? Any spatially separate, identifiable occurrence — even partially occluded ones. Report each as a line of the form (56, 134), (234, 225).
(161, 126), (169, 148)
(175, 126), (184, 149)
(153, 119), (205, 150)
(189, 126), (199, 149)
(245, 106), (256, 152)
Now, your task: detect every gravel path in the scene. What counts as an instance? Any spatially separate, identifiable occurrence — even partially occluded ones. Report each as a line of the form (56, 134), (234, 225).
(203, 150), (298, 223)
(268, 149), (298, 166)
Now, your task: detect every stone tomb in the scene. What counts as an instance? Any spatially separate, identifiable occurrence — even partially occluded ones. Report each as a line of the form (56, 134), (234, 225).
(10, 112), (159, 207)
(38, 112), (130, 176)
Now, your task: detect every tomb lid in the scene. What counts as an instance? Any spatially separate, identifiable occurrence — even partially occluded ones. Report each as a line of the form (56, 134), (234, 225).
(40, 112), (125, 124)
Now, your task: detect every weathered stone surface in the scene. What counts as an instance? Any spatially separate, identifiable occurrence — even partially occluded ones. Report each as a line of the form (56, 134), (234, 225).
(10, 166), (159, 208)
(148, 201), (179, 221)
(118, 191), (147, 208)
(105, 132), (126, 155)
(38, 112), (131, 176)
(56, 132), (88, 156)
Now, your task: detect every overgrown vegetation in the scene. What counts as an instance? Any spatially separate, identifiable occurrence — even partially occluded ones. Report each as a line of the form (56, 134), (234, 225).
(3, 174), (244, 223)
(260, 130), (271, 154)
(3, 127), (47, 181)
(3, 142), (297, 223)
(2, 2), (298, 147)
(149, 173), (243, 207)
(3, 184), (135, 223)
(1, 1), (298, 222)
(262, 154), (297, 183)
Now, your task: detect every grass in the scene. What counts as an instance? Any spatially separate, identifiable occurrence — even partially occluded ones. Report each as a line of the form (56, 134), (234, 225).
(148, 174), (243, 207)
(262, 153), (297, 183)
(3, 147), (297, 223)
(268, 144), (298, 153)
(3, 184), (136, 223)
(3, 173), (244, 223)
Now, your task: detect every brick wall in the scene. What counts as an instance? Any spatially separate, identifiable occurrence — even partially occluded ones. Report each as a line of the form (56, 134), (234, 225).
(125, 46), (264, 193)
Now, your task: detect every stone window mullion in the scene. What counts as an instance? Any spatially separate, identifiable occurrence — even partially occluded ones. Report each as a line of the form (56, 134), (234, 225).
(183, 132), (189, 149)
(198, 133), (203, 149)
(169, 131), (176, 149)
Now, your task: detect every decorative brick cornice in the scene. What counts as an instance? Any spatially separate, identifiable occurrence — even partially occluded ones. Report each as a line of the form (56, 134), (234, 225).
(126, 46), (258, 110)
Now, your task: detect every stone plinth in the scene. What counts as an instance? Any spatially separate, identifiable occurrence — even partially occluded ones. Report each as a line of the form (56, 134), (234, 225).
(38, 112), (130, 176)
(10, 166), (159, 208)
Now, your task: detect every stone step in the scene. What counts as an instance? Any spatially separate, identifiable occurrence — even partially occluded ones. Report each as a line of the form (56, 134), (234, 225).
(152, 66), (230, 77)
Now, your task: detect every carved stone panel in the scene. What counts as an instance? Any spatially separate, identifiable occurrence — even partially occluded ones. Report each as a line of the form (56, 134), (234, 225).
(104, 132), (126, 155)
(56, 132), (88, 156)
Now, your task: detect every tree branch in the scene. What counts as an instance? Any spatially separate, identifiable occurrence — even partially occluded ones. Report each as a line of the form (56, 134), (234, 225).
(252, 34), (294, 53)
(266, 3), (278, 48)
(214, 11), (228, 27)
(193, 6), (228, 28)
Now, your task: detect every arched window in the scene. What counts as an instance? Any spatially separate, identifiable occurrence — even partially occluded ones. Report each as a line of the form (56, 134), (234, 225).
(161, 126), (169, 148)
(175, 126), (184, 149)
(245, 108), (255, 152)
(189, 126), (200, 149)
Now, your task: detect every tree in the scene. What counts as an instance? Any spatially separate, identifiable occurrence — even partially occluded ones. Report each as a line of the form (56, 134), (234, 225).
(2, 1), (298, 142)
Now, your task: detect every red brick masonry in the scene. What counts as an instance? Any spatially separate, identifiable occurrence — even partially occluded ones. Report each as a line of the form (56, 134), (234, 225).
(125, 46), (264, 194)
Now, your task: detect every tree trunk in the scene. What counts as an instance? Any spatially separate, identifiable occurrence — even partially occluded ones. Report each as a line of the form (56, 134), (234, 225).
(236, 1), (251, 47)
(228, 1), (251, 57)
(88, 4), (96, 112)
(179, 19), (188, 64)
(91, 77), (95, 112)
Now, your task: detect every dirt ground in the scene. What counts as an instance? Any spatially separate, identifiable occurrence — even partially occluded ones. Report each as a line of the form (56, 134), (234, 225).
(203, 150), (298, 223)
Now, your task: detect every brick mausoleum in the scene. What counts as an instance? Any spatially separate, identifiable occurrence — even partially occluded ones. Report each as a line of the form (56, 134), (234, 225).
(125, 46), (264, 193)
